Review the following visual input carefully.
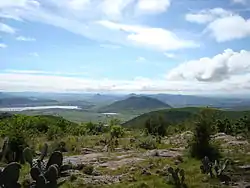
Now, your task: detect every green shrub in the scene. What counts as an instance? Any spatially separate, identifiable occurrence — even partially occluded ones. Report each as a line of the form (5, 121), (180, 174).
(83, 165), (94, 175)
(138, 136), (157, 150)
(144, 115), (167, 142)
(190, 109), (220, 161)
(110, 125), (124, 139)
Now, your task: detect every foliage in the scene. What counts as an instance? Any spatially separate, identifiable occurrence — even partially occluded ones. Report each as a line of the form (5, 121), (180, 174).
(82, 165), (94, 175)
(145, 115), (167, 139)
(137, 136), (157, 150)
(200, 156), (230, 184)
(190, 109), (220, 160)
(167, 167), (187, 188)
(110, 125), (124, 139)
(84, 122), (108, 135)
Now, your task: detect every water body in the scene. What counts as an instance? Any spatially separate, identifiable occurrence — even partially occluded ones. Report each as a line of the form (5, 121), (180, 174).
(0, 106), (81, 112)
(102, 113), (118, 115)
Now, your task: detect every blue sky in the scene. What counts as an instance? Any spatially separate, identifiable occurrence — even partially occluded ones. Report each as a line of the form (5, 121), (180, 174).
(1, 0), (250, 94)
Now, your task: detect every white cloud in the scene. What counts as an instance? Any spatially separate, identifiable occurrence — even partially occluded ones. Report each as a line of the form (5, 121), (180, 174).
(164, 53), (176, 58)
(0, 43), (7, 48)
(99, 0), (134, 20)
(29, 52), (39, 57)
(98, 20), (199, 51)
(0, 23), (15, 34)
(1, 49), (250, 94)
(166, 49), (250, 82)
(232, 0), (247, 4)
(4, 69), (86, 76)
(0, 0), (191, 52)
(16, 36), (36, 41)
(137, 0), (171, 14)
(99, 44), (121, 49)
(1, 70), (250, 94)
(186, 8), (250, 42)
(136, 56), (146, 62)
(185, 8), (232, 24)
(207, 15), (250, 42)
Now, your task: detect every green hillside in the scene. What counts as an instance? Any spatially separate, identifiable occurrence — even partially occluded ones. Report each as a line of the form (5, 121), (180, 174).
(98, 96), (171, 113)
(123, 107), (250, 128)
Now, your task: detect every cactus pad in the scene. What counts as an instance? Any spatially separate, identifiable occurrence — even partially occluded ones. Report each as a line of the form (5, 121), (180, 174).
(46, 151), (63, 170)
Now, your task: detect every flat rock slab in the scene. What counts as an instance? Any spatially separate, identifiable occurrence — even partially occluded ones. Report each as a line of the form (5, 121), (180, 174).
(99, 157), (144, 170)
(63, 153), (105, 165)
(144, 149), (182, 158)
(82, 174), (124, 185)
(238, 165), (250, 171)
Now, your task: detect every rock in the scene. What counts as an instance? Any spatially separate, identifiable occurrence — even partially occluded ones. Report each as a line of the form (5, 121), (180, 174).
(129, 167), (136, 172)
(166, 131), (193, 146)
(114, 148), (124, 152)
(99, 157), (144, 170)
(81, 148), (97, 154)
(238, 165), (250, 171)
(141, 169), (151, 175)
(145, 149), (182, 158)
(174, 160), (181, 165)
(102, 145), (108, 152)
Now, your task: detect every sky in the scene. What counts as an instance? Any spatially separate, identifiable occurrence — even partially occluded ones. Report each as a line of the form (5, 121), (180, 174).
(1, 0), (250, 95)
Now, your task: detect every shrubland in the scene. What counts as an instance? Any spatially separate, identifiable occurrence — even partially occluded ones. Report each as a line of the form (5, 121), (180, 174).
(0, 107), (250, 187)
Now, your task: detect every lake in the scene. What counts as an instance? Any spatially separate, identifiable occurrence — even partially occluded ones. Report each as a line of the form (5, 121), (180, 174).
(0, 106), (81, 112)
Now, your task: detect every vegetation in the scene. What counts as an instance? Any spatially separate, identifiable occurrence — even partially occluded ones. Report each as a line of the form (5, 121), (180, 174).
(190, 109), (220, 160)
(1, 105), (250, 188)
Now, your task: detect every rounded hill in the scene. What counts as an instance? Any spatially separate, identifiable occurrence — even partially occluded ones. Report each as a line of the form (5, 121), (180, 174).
(98, 96), (171, 113)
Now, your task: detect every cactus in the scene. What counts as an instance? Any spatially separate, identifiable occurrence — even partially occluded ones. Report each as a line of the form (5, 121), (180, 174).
(30, 167), (41, 182)
(30, 165), (62, 188)
(200, 157), (231, 184)
(30, 151), (66, 188)
(46, 151), (63, 170)
(44, 165), (58, 183)
(0, 162), (21, 188)
(200, 156), (214, 177)
(167, 167), (187, 188)
(23, 147), (33, 167)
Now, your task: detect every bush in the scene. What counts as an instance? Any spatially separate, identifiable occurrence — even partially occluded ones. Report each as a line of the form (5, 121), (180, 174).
(110, 125), (124, 139)
(83, 165), (94, 175)
(190, 109), (220, 161)
(138, 136), (157, 150)
(145, 115), (167, 138)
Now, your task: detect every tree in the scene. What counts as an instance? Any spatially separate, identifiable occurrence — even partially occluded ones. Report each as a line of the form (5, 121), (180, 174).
(145, 115), (167, 143)
(190, 109), (220, 160)
(110, 125), (124, 139)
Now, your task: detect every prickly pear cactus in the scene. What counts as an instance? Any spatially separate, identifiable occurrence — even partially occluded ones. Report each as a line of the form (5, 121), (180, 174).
(44, 165), (58, 183)
(36, 175), (47, 188)
(0, 162), (21, 188)
(46, 151), (63, 170)
(167, 167), (187, 188)
(30, 167), (41, 182)
(39, 143), (48, 161)
(23, 147), (33, 167)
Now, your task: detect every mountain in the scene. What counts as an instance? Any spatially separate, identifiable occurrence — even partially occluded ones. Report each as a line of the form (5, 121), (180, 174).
(98, 96), (171, 113)
(0, 97), (58, 107)
(123, 107), (250, 129)
(148, 94), (250, 109)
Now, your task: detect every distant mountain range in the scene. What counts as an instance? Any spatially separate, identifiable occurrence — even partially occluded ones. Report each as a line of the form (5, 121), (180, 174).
(1, 92), (250, 110)
(98, 96), (171, 113)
